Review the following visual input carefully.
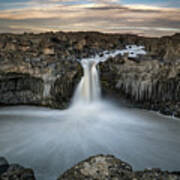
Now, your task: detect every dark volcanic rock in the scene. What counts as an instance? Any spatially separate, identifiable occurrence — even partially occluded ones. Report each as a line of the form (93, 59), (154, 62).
(58, 155), (180, 180)
(0, 32), (180, 114)
(58, 154), (132, 180)
(50, 60), (82, 108)
(0, 157), (9, 176)
(0, 73), (44, 105)
(0, 157), (35, 180)
(1, 155), (180, 179)
(99, 53), (180, 116)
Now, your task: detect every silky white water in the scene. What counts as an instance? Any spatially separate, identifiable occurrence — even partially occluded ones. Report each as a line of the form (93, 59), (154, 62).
(0, 48), (180, 180)
(72, 59), (100, 104)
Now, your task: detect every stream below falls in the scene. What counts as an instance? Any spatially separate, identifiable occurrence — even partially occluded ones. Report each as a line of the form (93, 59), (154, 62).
(0, 103), (180, 180)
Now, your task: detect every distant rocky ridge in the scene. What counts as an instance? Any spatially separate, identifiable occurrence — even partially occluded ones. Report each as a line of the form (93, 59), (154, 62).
(0, 32), (180, 116)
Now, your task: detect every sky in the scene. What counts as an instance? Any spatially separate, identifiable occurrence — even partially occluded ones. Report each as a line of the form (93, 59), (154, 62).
(0, 0), (180, 36)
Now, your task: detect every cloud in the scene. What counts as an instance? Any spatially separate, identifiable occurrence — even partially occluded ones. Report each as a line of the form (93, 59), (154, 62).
(93, 0), (120, 3)
(0, 0), (179, 36)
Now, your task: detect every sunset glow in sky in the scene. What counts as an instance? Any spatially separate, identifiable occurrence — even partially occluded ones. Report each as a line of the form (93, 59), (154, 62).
(0, 0), (180, 36)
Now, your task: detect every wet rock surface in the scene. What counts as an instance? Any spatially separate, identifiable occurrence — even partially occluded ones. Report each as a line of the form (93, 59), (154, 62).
(99, 51), (180, 117)
(0, 157), (9, 176)
(0, 32), (180, 114)
(1, 155), (180, 180)
(0, 157), (35, 180)
(58, 155), (180, 180)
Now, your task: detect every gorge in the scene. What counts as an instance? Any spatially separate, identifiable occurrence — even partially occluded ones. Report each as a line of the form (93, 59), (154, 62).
(0, 32), (180, 180)
(0, 32), (180, 116)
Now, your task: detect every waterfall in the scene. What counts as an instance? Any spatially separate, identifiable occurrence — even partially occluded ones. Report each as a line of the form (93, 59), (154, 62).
(72, 50), (122, 105)
(72, 50), (126, 105)
(73, 59), (101, 104)
(72, 45), (146, 105)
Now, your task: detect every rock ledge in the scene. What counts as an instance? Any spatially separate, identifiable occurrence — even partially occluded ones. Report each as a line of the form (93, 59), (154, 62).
(58, 154), (180, 180)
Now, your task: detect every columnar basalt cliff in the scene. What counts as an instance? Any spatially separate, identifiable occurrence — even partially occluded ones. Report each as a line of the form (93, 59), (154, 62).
(100, 54), (180, 116)
(0, 32), (180, 115)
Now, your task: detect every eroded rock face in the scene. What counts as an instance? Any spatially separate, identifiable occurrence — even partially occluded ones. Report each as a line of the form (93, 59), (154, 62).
(0, 73), (44, 105)
(99, 54), (180, 116)
(58, 155), (180, 180)
(0, 32), (180, 112)
(50, 59), (82, 108)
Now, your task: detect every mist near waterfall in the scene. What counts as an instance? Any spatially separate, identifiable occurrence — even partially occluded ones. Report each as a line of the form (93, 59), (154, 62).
(0, 48), (180, 180)
(1, 103), (180, 180)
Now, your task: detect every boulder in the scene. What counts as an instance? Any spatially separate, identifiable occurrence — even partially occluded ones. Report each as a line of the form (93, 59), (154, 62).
(58, 155), (132, 180)
(1, 164), (35, 180)
(4, 43), (16, 51)
(0, 158), (35, 180)
(58, 155), (180, 180)
(75, 39), (86, 51)
(43, 47), (55, 55)
(0, 157), (9, 176)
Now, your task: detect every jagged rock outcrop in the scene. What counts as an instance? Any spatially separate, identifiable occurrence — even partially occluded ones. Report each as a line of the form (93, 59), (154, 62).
(58, 154), (180, 180)
(0, 32), (180, 113)
(0, 73), (44, 105)
(0, 33), (83, 108)
(1, 155), (180, 180)
(99, 53), (180, 116)
(0, 157), (35, 180)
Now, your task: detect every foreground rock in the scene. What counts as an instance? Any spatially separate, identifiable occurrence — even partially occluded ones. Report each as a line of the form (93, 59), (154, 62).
(0, 32), (180, 115)
(0, 157), (35, 180)
(1, 155), (179, 180)
(58, 154), (180, 180)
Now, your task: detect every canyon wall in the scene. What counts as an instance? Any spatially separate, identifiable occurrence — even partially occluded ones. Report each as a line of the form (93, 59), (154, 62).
(100, 53), (180, 116)
(0, 32), (180, 116)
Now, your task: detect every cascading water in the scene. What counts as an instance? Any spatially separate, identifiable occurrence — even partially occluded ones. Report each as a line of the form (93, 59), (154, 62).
(72, 49), (132, 105)
(73, 60), (101, 104)
(72, 45), (147, 106)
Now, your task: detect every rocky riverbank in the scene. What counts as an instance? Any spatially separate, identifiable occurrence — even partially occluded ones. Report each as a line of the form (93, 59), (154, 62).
(0, 32), (180, 115)
(0, 157), (35, 180)
(99, 51), (180, 117)
(1, 155), (180, 180)
(59, 155), (180, 180)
